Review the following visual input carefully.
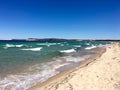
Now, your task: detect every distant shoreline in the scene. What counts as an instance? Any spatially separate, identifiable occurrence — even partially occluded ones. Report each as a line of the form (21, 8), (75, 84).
(0, 38), (120, 42)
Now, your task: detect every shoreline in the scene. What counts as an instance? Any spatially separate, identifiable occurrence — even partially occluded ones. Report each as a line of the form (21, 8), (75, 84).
(28, 46), (106, 90)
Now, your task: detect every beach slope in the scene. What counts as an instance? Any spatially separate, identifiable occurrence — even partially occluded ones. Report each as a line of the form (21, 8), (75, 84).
(29, 42), (120, 90)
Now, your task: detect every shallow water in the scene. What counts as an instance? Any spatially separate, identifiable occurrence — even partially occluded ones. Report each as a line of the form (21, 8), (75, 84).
(0, 40), (110, 90)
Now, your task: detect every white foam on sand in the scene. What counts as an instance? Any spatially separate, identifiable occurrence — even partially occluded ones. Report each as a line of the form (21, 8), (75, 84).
(21, 47), (42, 51)
(60, 49), (76, 53)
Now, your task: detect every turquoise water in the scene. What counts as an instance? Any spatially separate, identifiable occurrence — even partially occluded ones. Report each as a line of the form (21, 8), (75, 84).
(0, 40), (110, 90)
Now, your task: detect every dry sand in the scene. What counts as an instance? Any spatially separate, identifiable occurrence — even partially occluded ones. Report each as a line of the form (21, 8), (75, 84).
(29, 42), (120, 90)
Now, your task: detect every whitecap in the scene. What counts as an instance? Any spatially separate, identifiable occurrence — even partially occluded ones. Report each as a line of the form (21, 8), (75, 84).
(37, 43), (57, 47)
(21, 47), (42, 51)
(86, 43), (90, 45)
(15, 45), (23, 47)
(37, 43), (47, 45)
(4, 44), (24, 48)
(60, 49), (76, 53)
(5, 44), (15, 48)
(74, 45), (81, 47)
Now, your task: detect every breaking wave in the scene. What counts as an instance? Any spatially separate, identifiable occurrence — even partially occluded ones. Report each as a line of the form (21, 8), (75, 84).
(4, 44), (24, 48)
(21, 47), (42, 51)
(0, 54), (92, 90)
(60, 49), (76, 53)
(37, 43), (57, 47)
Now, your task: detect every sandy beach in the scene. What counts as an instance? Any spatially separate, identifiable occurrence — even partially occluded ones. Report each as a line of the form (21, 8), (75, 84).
(29, 42), (120, 90)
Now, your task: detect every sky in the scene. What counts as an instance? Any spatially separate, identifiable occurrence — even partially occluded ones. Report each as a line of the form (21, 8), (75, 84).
(0, 0), (119, 39)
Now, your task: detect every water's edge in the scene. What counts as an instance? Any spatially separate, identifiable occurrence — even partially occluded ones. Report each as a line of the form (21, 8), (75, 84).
(28, 46), (106, 90)
(0, 41), (110, 90)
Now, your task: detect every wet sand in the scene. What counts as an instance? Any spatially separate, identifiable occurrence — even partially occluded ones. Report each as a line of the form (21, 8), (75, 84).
(28, 42), (120, 90)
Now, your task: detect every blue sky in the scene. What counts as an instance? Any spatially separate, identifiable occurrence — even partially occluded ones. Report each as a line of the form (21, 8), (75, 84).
(0, 0), (119, 39)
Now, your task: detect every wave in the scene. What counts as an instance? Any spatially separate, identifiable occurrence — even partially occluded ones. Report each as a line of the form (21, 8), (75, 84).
(4, 44), (24, 48)
(60, 49), (76, 53)
(61, 55), (91, 63)
(98, 44), (104, 47)
(37, 43), (57, 47)
(85, 45), (97, 50)
(60, 44), (64, 46)
(74, 45), (81, 47)
(52, 63), (70, 70)
(15, 45), (24, 47)
(5, 44), (15, 47)
(86, 43), (90, 45)
(0, 58), (69, 90)
(0, 66), (58, 90)
(21, 47), (42, 51)
(0, 53), (92, 90)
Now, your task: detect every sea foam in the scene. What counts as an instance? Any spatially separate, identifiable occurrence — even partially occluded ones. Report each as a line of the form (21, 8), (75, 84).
(0, 68), (58, 90)
(0, 59), (67, 90)
(61, 55), (91, 63)
(4, 44), (24, 48)
(60, 49), (76, 53)
(4, 44), (15, 48)
(21, 47), (42, 51)
(0, 54), (90, 90)
(37, 43), (57, 47)
(86, 43), (90, 45)
(15, 45), (23, 47)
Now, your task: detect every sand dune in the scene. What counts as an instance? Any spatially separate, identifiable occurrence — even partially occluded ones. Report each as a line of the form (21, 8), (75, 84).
(29, 42), (120, 90)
